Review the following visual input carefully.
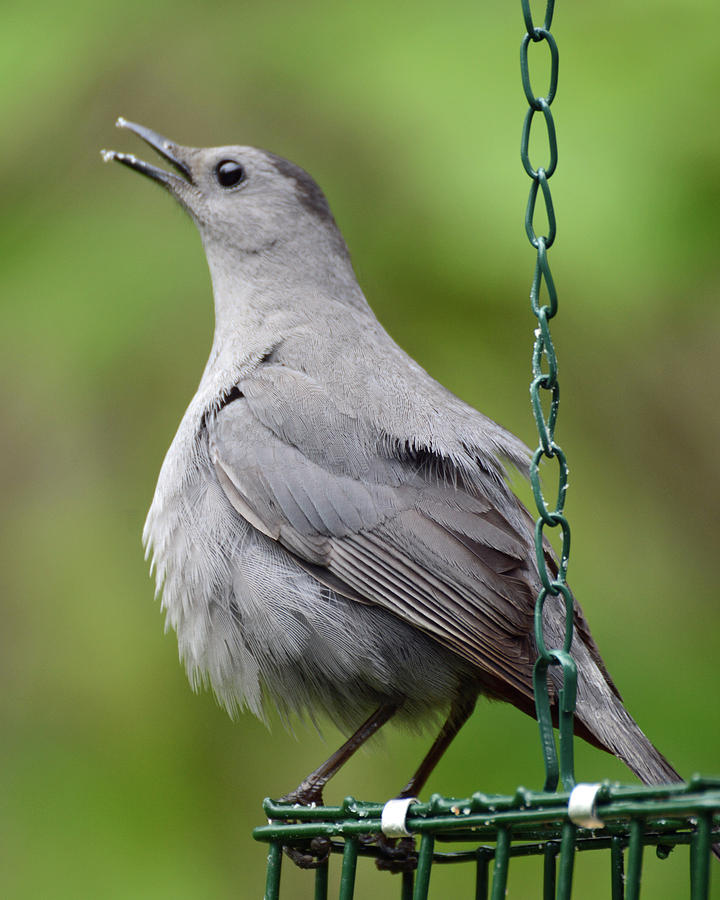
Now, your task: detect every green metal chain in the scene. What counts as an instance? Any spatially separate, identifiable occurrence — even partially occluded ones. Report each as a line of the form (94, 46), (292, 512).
(520, 0), (577, 794)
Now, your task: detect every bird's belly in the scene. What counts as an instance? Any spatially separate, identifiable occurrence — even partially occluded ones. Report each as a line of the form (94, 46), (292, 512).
(145, 451), (472, 730)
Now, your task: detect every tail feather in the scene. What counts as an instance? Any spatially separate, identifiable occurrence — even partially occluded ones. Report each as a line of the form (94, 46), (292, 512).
(575, 687), (682, 785)
(542, 592), (682, 785)
(566, 628), (681, 785)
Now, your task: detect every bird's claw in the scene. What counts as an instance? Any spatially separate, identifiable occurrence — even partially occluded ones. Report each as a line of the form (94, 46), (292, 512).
(276, 784), (329, 868)
(283, 836), (332, 869)
(358, 833), (418, 873)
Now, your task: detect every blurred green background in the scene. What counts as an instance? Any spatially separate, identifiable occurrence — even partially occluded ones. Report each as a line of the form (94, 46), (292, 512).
(2, 0), (719, 897)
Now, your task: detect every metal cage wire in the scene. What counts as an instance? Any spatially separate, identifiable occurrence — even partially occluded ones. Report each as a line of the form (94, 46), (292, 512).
(255, 778), (720, 900)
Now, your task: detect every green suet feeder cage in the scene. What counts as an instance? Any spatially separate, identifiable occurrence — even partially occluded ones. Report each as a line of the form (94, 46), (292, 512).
(254, 3), (720, 896)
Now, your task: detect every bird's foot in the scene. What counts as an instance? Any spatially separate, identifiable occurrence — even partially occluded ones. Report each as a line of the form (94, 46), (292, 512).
(282, 837), (332, 869)
(357, 833), (417, 873)
(275, 782), (329, 868)
(278, 782), (324, 807)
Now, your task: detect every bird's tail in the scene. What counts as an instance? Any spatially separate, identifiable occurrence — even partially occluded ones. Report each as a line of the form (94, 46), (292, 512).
(574, 680), (681, 785)
(540, 592), (682, 785)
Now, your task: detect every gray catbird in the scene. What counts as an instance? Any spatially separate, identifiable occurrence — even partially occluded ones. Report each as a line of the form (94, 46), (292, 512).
(103, 118), (680, 807)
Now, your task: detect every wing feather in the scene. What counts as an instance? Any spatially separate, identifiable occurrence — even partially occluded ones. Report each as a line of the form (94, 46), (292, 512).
(208, 365), (540, 701)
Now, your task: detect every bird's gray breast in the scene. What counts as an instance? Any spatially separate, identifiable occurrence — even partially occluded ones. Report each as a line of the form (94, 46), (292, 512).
(143, 411), (265, 716)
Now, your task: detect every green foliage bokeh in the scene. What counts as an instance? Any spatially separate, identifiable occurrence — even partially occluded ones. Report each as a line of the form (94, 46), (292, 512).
(2, 1), (718, 897)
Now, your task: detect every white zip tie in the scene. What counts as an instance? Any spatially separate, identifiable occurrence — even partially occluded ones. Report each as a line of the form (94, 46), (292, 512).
(568, 782), (605, 829)
(381, 797), (418, 838)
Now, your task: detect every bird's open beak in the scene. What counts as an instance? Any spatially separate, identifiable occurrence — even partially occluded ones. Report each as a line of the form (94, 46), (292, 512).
(101, 118), (194, 190)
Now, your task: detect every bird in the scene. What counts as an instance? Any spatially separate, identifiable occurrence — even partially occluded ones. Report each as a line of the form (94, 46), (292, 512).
(102, 118), (680, 812)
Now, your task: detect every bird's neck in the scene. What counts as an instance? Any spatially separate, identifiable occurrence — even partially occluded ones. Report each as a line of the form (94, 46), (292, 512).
(202, 234), (369, 356)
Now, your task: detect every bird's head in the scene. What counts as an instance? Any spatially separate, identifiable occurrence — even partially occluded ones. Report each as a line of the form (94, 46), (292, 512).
(102, 119), (352, 279)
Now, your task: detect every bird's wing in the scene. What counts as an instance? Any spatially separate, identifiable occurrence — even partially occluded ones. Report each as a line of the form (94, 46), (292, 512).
(208, 364), (541, 700)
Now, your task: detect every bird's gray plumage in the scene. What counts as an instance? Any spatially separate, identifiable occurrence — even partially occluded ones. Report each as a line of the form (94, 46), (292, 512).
(106, 119), (679, 793)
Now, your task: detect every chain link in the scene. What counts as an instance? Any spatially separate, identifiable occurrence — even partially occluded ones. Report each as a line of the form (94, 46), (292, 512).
(520, 0), (577, 793)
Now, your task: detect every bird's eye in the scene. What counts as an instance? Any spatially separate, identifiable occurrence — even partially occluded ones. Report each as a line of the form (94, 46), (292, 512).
(215, 160), (246, 188)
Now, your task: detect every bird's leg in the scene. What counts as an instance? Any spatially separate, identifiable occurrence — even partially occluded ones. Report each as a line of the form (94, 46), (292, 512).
(281, 701), (399, 806)
(374, 693), (477, 874)
(280, 702), (399, 869)
(397, 692), (477, 798)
